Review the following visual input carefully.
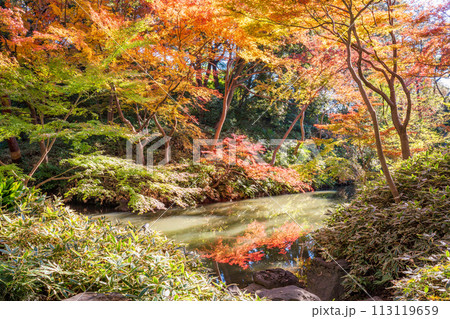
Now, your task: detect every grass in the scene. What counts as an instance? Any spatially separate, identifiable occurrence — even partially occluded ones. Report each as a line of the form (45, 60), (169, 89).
(0, 179), (255, 300)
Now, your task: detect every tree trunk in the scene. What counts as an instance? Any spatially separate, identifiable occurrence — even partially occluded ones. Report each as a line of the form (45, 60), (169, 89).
(270, 108), (304, 165)
(212, 87), (236, 146)
(164, 139), (170, 164)
(346, 24), (400, 202)
(293, 109), (307, 156)
(1, 95), (22, 163)
(399, 127), (411, 160)
(6, 138), (21, 164)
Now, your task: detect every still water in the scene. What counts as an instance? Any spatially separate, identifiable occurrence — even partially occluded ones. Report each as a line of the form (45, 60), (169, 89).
(83, 190), (344, 287)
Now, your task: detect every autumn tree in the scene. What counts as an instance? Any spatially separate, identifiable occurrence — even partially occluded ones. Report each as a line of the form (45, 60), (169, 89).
(0, 1), (131, 182)
(265, 37), (347, 164)
(223, 0), (449, 201)
(82, 0), (226, 164)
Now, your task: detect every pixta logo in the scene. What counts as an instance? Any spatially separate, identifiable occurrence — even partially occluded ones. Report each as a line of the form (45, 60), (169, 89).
(126, 131), (171, 169)
(126, 135), (322, 168)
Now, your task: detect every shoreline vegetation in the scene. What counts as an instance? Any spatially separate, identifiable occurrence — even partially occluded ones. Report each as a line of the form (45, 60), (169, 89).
(1, 147), (448, 301)
(315, 148), (450, 300)
(62, 154), (314, 214)
(0, 180), (256, 301)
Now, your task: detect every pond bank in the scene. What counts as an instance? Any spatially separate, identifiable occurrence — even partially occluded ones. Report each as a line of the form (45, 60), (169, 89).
(79, 189), (350, 299)
(62, 155), (314, 214)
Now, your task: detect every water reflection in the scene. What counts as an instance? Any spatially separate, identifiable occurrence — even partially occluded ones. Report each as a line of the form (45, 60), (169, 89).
(82, 190), (344, 286)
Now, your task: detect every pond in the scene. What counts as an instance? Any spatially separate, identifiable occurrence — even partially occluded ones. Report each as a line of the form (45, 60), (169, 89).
(80, 190), (347, 288)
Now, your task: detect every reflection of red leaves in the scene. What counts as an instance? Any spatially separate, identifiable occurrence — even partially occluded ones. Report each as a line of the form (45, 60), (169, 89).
(202, 221), (308, 269)
(266, 222), (306, 254)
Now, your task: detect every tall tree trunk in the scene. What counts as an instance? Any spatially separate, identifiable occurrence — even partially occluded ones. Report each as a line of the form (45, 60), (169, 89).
(212, 87), (236, 146)
(212, 57), (246, 147)
(293, 109), (307, 156)
(1, 95), (22, 163)
(270, 107), (305, 165)
(346, 24), (400, 202)
(399, 127), (411, 160)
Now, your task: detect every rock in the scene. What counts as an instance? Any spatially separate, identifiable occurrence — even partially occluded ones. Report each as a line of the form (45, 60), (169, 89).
(253, 268), (302, 289)
(227, 284), (241, 296)
(242, 283), (266, 294)
(256, 285), (321, 301)
(363, 296), (383, 301)
(305, 258), (349, 301)
(64, 292), (129, 301)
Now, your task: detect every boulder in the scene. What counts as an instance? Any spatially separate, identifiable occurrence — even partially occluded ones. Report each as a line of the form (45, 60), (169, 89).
(305, 257), (349, 301)
(64, 292), (129, 301)
(253, 268), (302, 289)
(227, 284), (241, 296)
(256, 285), (321, 301)
(242, 283), (266, 294)
(363, 296), (383, 301)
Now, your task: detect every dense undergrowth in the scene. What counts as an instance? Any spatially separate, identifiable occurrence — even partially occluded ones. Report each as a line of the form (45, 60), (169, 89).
(0, 179), (254, 301)
(393, 251), (450, 301)
(63, 153), (312, 213)
(315, 148), (450, 299)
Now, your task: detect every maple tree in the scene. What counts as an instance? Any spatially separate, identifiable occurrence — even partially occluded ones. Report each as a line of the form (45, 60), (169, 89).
(203, 134), (313, 192)
(223, 0), (449, 201)
(0, 1), (133, 180)
(266, 37), (348, 165)
(315, 107), (397, 170)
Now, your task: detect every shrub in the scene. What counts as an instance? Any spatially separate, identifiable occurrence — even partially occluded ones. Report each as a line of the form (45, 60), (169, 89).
(0, 164), (25, 181)
(393, 251), (450, 301)
(0, 177), (44, 211)
(63, 154), (207, 213)
(204, 134), (312, 195)
(314, 148), (450, 296)
(291, 139), (363, 189)
(64, 149), (312, 213)
(0, 181), (254, 301)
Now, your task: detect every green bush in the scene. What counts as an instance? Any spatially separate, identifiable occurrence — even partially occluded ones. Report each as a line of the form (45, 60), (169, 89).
(0, 164), (25, 181)
(291, 140), (363, 189)
(0, 181), (254, 301)
(0, 178), (44, 211)
(393, 251), (450, 301)
(63, 154), (208, 213)
(314, 148), (450, 296)
(63, 154), (310, 213)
